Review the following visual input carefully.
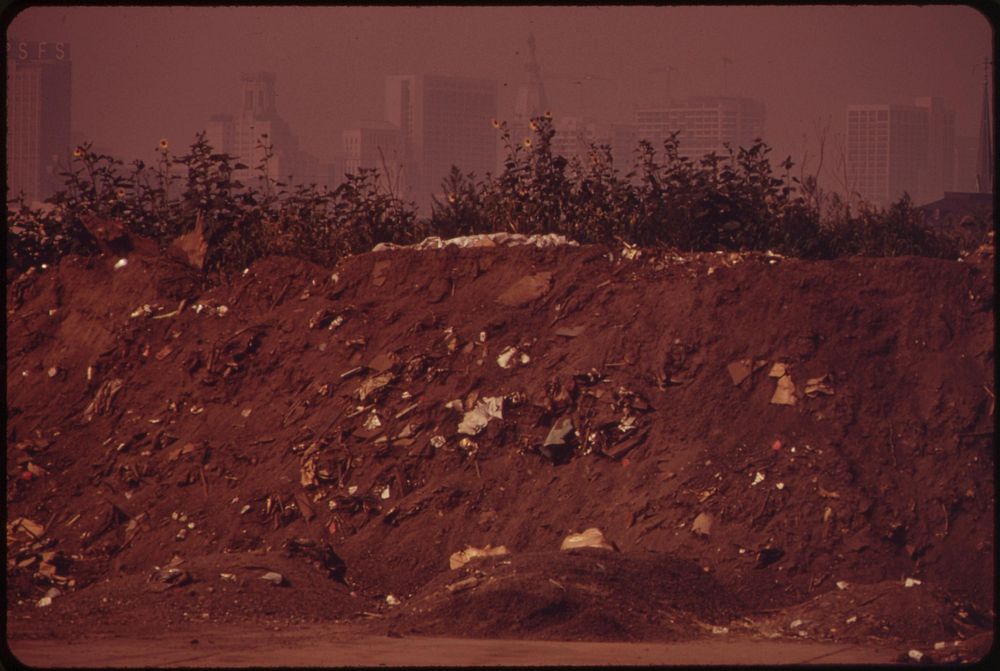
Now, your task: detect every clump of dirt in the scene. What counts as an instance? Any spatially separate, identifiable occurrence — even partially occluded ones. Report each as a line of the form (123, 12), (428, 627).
(5, 239), (994, 656)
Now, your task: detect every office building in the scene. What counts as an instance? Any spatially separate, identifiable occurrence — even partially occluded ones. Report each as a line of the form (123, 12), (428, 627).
(385, 74), (498, 210)
(634, 96), (766, 160)
(846, 97), (957, 207)
(205, 72), (327, 188)
(342, 122), (405, 194)
(6, 39), (72, 204)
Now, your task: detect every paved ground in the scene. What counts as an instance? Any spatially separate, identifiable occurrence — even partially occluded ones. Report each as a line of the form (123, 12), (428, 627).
(7, 626), (902, 667)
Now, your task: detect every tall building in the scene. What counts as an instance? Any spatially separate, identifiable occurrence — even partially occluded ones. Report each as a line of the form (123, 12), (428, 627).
(550, 116), (601, 165)
(342, 122), (405, 194)
(6, 39), (72, 204)
(385, 74), (498, 210)
(634, 96), (766, 160)
(846, 97), (957, 207)
(204, 72), (328, 188)
(975, 75), (993, 193)
(954, 135), (979, 192)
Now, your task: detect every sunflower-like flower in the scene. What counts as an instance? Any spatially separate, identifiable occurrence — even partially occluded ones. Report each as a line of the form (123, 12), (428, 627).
(543, 110), (552, 119)
(116, 188), (126, 199)
(158, 138), (169, 151)
(529, 120), (539, 132)
(491, 118), (500, 129)
(523, 138), (532, 149)
(447, 193), (457, 204)
(72, 147), (83, 158)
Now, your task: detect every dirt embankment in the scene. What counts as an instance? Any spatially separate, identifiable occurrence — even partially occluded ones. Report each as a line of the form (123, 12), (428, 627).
(5, 240), (994, 660)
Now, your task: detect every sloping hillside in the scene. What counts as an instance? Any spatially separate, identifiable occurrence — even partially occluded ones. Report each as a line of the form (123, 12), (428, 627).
(5, 239), (994, 658)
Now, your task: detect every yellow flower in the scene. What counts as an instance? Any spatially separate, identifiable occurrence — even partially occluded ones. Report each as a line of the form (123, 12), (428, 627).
(529, 121), (539, 132)
(116, 188), (126, 199)
(72, 147), (83, 158)
(447, 193), (457, 204)
(491, 118), (500, 129)
(543, 110), (552, 119)
(158, 138), (169, 151)
(523, 138), (532, 148)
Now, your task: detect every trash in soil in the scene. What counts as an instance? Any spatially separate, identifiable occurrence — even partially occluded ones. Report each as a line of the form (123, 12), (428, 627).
(12, 517), (45, 538)
(113, 258), (128, 270)
(446, 576), (481, 594)
(836, 581), (849, 590)
(908, 649), (924, 662)
(904, 577), (923, 587)
(259, 571), (285, 586)
(36, 587), (61, 608)
(803, 374), (835, 397)
(356, 372), (394, 402)
(560, 527), (617, 552)
(385, 594), (400, 606)
(449, 544), (511, 570)
(770, 375), (797, 405)
(543, 417), (575, 447)
(457, 397), (503, 436)
(362, 411), (383, 431)
(691, 512), (714, 537)
(751, 472), (766, 486)
(496, 346), (530, 369)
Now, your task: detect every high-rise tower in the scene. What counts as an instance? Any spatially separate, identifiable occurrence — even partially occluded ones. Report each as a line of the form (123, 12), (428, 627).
(6, 39), (72, 204)
(975, 62), (993, 193)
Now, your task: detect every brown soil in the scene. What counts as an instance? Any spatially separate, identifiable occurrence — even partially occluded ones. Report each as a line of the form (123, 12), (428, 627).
(5, 240), (995, 663)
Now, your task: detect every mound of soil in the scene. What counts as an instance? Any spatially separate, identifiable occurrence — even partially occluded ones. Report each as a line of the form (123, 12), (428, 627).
(5, 240), (994, 655)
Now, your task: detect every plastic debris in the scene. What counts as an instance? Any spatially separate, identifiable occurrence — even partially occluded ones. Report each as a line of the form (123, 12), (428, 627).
(385, 594), (400, 606)
(449, 544), (510, 570)
(496, 346), (530, 369)
(836, 581), (849, 590)
(768, 362), (787, 378)
(113, 258), (128, 270)
(908, 650), (924, 662)
(904, 577), (922, 587)
(804, 374), (835, 397)
(560, 527), (616, 552)
(543, 417), (575, 447)
(751, 472), (765, 486)
(691, 512), (714, 537)
(457, 397), (503, 436)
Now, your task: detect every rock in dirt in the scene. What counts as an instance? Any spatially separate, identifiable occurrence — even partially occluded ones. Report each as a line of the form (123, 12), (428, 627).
(560, 528), (617, 552)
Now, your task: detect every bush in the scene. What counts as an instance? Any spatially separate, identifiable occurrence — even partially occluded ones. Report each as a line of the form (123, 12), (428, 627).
(7, 120), (969, 280)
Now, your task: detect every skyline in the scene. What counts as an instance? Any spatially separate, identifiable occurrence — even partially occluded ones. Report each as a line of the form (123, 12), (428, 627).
(5, 5), (994, 191)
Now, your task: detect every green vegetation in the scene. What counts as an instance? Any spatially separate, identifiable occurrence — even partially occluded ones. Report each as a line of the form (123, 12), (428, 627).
(7, 116), (973, 277)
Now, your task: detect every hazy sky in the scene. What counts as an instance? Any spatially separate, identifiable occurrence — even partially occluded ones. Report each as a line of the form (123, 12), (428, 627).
(6, 4), (993, 181)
